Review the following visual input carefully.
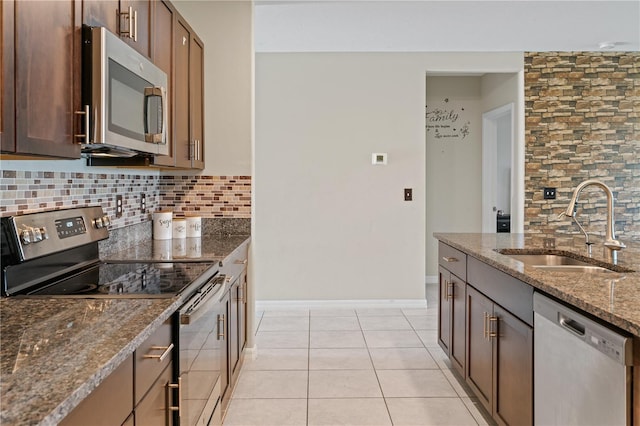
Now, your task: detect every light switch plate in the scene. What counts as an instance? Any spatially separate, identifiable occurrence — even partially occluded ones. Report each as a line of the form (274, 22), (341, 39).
(116, 195), (123, 218)
(372, 153), (387, 165)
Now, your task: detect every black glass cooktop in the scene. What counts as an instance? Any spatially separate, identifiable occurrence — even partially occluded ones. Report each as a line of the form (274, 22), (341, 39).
(25, 262), (217, 298)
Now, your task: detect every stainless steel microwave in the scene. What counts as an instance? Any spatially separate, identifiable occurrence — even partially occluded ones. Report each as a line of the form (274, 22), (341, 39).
(80, 26), (168, 158)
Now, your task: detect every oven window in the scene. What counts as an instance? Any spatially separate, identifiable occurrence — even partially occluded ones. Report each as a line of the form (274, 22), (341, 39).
(108, 59), (161, 140)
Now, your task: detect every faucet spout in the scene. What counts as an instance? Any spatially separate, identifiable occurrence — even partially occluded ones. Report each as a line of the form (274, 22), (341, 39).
(564, 179), (625, 251)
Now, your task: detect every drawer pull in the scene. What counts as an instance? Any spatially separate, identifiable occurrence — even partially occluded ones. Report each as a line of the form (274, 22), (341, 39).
(442, 256), (459, 263)
(143, 343), (174, 362)
(234, 259), (248, 265)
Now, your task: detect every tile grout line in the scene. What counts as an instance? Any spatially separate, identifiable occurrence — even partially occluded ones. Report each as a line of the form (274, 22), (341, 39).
(355, 310), (395, 426)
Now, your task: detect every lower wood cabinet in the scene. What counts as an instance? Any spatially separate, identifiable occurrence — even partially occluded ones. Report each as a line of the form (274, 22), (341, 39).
(59, 354), (134, 426)
(135, 362), (173, 426)
(437, 266), (466, 376)
(466, 284), (532, 426)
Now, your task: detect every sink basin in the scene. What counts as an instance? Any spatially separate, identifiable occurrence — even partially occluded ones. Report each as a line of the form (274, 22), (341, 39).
(496, 250), (633, 273)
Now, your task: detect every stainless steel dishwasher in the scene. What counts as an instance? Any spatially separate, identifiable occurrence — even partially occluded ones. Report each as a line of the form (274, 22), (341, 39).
(533, 292), (633, 425)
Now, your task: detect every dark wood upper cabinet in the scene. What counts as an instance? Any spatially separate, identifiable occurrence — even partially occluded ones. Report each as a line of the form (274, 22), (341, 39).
(171, 15), (204, 169)
(82, 0), (118, 34)
(82, 0), (149, 58)
(1, 0), (16, 153)
(150, 0), (175, 167)
(189, 33), (204, 170)
(119, 0), (150, 57)
(10, 0), (82, 158)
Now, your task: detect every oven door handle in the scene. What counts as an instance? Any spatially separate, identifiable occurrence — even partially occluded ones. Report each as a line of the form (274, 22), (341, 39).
(179, 274), (227, 325)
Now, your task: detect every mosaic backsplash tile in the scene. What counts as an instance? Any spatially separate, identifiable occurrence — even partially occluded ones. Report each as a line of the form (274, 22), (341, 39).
(158, 175), (251, 218)
(0, 170), (252, 230)
(524, 52), (640, 238)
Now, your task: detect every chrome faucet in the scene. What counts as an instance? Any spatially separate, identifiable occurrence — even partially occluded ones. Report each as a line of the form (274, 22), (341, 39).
(558, 179), (626, 254)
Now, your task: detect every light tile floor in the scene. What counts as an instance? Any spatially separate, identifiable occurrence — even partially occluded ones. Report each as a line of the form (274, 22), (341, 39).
(223, 304), (495, 426)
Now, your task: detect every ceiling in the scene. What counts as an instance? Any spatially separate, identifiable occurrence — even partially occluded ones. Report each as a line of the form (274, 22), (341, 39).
(254, 1), (640, 52)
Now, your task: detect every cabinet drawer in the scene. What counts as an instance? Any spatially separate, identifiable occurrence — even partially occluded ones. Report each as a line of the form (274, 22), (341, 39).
(467, 256), (533, 326)
(438, 242), (467, 281)
(135, 318), (173, 405)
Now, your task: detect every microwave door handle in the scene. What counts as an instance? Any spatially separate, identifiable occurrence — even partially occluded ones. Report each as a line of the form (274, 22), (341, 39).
(144, 86), (166, 144)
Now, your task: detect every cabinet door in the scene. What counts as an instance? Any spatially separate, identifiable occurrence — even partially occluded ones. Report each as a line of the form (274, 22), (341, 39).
(450, 274), (466, 376)
(135, 362), (173, 426)
(14, 0), (81, 158)
(238, 271), (247, 353)
(1, 0), (15, 152)
(173, 18), (192, 168)
(119, 0), (150, 57)
(82, 0), (119, 33)
(189, 33), (204, 169)
(220, 289), (231, 412)
(60, 355), (134, 426)
(466, 285), (493, 412)
(493, 305), (533, 426)
(150, 0), (175, 167)
(437, 266), (451, 354)
(229, 279), (239, 378)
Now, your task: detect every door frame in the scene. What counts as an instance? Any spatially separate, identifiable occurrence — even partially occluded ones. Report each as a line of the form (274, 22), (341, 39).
(482, 103), (522, 233)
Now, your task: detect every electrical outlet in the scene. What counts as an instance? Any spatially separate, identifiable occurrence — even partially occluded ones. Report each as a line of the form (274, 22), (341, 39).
(140, 193), (146, 213)
(404, 188), (413, 201)
(543, 187), (556, 200)
(116, 195), (123, 218)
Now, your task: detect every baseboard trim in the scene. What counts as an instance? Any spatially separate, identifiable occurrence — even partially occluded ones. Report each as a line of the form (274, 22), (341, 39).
(256, 299), (428, 310)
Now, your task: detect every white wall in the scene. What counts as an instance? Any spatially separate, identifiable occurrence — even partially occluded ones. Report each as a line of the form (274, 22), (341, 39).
(425, 76), (483, 278)
(255, 52), (523, 301)
(172, 0), (253, 176)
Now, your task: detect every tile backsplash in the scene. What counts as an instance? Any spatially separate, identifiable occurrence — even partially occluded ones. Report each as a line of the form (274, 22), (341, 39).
(0, 170), (251, 230)
(524, 52), (640, 237)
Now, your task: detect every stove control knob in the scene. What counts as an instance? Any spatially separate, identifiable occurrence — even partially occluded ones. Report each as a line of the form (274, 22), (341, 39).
(39, 227), (49, 240)
(33, 227), (43, 242)
(101, 215), (111, 227)
(93, 217), (104, 229)
(20, 228), (34, 245)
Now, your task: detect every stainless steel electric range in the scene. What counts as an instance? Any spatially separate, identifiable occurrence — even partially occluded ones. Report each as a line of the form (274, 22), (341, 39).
(1, 206), (227, 426)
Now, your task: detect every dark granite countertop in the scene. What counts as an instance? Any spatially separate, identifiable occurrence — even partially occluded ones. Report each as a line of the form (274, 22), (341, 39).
(102, 234), (250, 263)
(0, 234), (251, 425)
(433, 233), (640, 337)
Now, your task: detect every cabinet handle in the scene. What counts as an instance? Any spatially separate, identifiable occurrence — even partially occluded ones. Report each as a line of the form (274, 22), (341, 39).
(234, 259), (248, 265)
(133, 8), (138, 42)
(226, 275), (234, 283)
(74, 105), (90, 143)
(189, 140), (195, 160)
(120, 6), (134, 39)
(447, 282), (454, 300)
(217, 314), (226, 339)
(488, 316), (499, 339)
(143, 343), (174, 362)
(483, 312), (489, 340)
(238, 285), (244, 303)
(167, 376), (181, 419)
(442, 256), (459, 263)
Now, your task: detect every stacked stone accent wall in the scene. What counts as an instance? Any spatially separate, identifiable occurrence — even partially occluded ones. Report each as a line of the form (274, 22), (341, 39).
(525, 52), (640, 238)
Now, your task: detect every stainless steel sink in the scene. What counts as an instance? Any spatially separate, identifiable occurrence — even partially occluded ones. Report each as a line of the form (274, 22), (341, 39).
(496, 250), (633, 273)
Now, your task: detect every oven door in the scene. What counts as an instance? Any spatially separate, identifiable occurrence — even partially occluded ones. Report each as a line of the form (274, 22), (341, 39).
(177, 274), (227, 426)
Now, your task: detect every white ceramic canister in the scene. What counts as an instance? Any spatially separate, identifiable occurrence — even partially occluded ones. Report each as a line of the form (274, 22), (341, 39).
(186, 216), (202, 238)
(172, 218), (187, 239)
(153, 211), (173, 240)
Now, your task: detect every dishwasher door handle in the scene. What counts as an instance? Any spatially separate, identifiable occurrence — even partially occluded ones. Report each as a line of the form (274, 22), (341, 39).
(559, 313), (586, 336)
